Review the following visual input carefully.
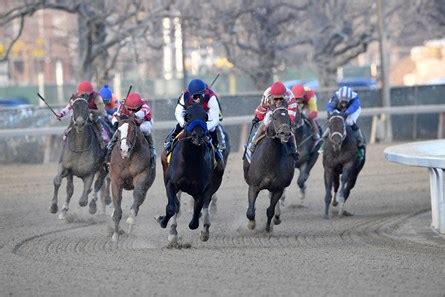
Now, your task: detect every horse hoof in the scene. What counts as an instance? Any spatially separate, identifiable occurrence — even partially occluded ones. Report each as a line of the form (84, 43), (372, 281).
(200, 231), (209, 242)
(342, 210), (353, 217)
(273, 216), (281, 225)
(58, 211), (67, 220)
(266, 224), (273, 233)
(49, 204), (58, 214)
(112, 232), (119, 242)
(168, 234), (178, 243)
(189, 219), (199, 230)
(89, 201), (97, 214)
(126, 216), (135, 225)
(332, 201), (338, 207)
(155, 216), (168, 229)
(105, 196), (112, 205)
(79, 199), (88, 207)
(323, 214), (330, 220)
(247, 220), (256, 230)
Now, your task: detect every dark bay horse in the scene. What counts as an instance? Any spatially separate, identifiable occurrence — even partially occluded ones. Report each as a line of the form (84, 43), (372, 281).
(243, 106), (295, 232)
(49, 95), (107, 219)
(158, 104), (225, 243)
(291, 109), (322, 201)
(323, 111), (365, 219)
(109, 115), (156, 241)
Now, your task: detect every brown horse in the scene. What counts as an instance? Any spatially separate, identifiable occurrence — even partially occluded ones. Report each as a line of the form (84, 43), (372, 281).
(109, 115), (156, 241)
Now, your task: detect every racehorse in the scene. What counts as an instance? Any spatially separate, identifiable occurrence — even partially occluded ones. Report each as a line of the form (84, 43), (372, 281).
(49, 94), (107, 219)
(109, 115), (156, 241)
(157, 104), (225, 243)
(323, 111), (366, 219)
(291, 108), (322, 200)
(243, 106), (295, 232)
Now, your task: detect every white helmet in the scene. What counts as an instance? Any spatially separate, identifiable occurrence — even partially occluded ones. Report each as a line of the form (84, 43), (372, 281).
(336, 86), (357, 101)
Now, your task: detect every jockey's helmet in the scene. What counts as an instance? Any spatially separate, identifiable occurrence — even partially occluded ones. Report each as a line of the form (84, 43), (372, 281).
(125, 92), (143, 111)
(291, 84), (306, 100)
(187, 79), (206, 96)
(336, 86), (356, 102)
(99, 84), (113, 103)
(77, 81), (94, 94)
(270, 81), (286, 99)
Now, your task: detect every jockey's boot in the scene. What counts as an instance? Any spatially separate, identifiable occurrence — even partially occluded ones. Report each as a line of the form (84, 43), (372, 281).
(216, 125), (226, 151)
(145, 133), (157, 168)
(94, 121), (106, 149)
(289, 134), (299, 161)
(310, 119), (321, 142)
(105, 131), (118, 166)
(210, 130), (223, 162)
(248, 122), (265, 154)
(318, 128), (330, 153)
(164, 124), (182, 152)
(351, 124), (366, 160)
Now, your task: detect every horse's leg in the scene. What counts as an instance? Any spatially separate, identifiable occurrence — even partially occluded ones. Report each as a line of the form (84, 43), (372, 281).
(168, 195), (181, 243)
(50, 163), (67, 214)
(89, 167), (107, 215)
(332, 172), (340, 207)
(127, 173), (149, 233)
(189, 195), (205, 230)
(111, 181), (123, 241)
(266, 190), (284, 232)
(297, 163), (308, 201)
(324, 168), (334, 219)
(79, 173), (94, 207)
(157, 182), (177, 228)
(210, 194), (218, 214)
(200, 195), (212, 242)
(274, 192), (282, 225)
(58, 174), (73, 220)
(246, 186), (260, 230)
(338, 163), (354, 217)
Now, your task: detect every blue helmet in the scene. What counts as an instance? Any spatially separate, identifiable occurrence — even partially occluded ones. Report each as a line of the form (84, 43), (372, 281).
(187, 79), (206, 96)
(99, 84), (113, 103)
(336, 86), (357, 102)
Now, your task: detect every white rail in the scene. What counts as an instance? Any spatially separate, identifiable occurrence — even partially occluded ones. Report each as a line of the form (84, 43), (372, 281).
(384, 140), (445, 234)
(1, 104), (445, 139)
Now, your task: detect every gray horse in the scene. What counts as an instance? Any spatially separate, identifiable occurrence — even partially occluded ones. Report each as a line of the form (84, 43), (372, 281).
(49, 95), (107, 219)
(243, 106), (295, 232)
(292, 110), (322, 200)
(323, 111), (365, 219)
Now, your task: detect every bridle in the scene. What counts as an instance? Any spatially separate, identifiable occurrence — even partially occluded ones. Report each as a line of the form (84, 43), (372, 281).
(119, 120), (137, 156)
(71, 97), (91, 130)
(328, 114), (347, 143)
(267, 106), (291, 139)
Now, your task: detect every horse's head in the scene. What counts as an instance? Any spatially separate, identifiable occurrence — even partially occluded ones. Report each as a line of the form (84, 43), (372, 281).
(71, 94), (90, 132)
(328, 111), (347, 152)
(184, 103), (209, 146)
(117, 115), (137, 159)
(267, 106), (292, 143)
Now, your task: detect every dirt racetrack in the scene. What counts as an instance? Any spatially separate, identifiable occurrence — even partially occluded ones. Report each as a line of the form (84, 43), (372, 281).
(0, 144), (444, 296)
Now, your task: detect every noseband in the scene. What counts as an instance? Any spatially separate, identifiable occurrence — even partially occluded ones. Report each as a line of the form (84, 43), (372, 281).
(328, 115), (346, 142)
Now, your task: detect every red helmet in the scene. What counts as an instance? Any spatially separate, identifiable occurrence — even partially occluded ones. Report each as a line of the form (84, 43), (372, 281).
(125, 92), (143, 110)
(291, 84), (306, 99)
(270, 81), (286, 98)
(77, 81), (94, 94)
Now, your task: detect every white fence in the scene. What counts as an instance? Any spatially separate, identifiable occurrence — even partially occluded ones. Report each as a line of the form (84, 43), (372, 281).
(384, 140), (445, 234)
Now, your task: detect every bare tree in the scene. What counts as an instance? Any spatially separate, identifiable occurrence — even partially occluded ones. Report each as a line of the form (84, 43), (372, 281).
(0, 0), (170, 83)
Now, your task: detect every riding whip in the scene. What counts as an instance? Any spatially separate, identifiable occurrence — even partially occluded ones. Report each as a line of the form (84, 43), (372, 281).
(209, 73), (220, 88)
(37, 93), (59, 118)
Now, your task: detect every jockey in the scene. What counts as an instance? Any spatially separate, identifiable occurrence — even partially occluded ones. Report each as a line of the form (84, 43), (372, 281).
(247, 81), (298, 159)
(326, 86), (366, 159)
(57, 81), (106, 149)
(107, 92), (156, 166)
(164, 78), (224, 160)
(99, 84), (118, 121)
(291, 84), (321, 142)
